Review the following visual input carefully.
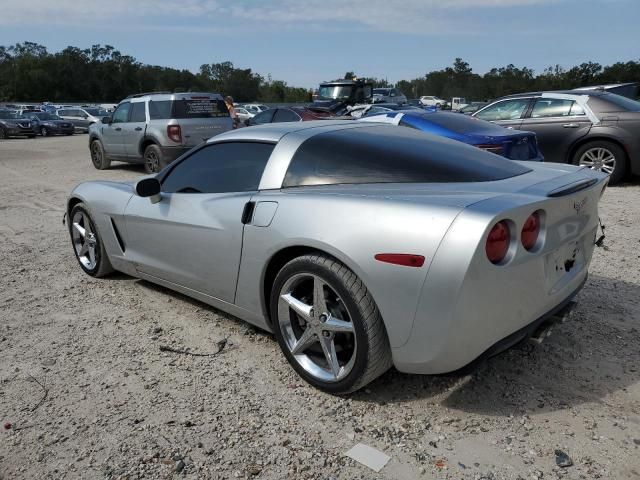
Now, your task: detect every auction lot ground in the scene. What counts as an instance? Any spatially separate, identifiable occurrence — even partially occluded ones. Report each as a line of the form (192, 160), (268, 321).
(0, 135), (639, 479)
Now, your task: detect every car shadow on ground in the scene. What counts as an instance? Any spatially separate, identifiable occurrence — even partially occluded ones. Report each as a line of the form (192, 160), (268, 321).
(356, 274), (640, 415)
(112, 273), (639, 415)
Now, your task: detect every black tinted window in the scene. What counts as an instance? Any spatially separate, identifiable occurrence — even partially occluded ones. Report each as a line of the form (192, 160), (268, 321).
(162, 142), (275, 194)
(130, 102), (146, 122)
(283, 126), (530, 187)
(251, 110), (275, 124)
(149, 100), (173, 119)
(172, 98), (230, 118)
(273, 109), (300, 123)
(112, 103), (131, 123)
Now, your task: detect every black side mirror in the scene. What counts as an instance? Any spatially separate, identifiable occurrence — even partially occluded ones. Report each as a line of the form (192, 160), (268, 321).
(102, 116), (112, 124)
(135, 177), (161, 203)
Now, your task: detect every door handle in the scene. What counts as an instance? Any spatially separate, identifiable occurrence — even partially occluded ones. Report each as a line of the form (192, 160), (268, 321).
(134, 127), (142, 131)
(563, 123), (579, 128)
(115, 127), (122, 131)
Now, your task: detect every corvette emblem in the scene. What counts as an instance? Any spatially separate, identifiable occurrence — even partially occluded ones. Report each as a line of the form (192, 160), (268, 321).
(573, 197), (587, 215)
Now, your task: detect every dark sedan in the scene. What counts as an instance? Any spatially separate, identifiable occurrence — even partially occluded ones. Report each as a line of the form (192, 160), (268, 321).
(21, 111), (74, 136)
(0, 110), (36, 139)
(246, 106), (335, 126)
(473, 91), (640, 184)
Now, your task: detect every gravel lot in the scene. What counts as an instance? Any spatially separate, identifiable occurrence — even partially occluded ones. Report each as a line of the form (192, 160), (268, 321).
(1, 135), (639, 480)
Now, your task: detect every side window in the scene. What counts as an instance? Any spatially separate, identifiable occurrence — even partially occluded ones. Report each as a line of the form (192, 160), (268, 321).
(149, 100), (173, 120)
(569, 102), (585, 116)
(130, 102), (146, 122)
(531, 98), (573, 118)
(273, 109), (300, 123)
(58, 110), (68, 116)
(252, 109), (275, 125)
(475, 99), (530, 121)
(161, 142), (275, 194)
(112, 103), (131, 124)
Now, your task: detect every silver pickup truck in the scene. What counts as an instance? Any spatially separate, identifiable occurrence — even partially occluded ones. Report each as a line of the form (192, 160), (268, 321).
(88, 92), (233, 173)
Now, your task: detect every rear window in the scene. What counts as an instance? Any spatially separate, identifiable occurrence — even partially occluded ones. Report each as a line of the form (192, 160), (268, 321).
(595, 93), (640, 112)
(405, 112), (508, 134)
(283, 126), (530, 187)
(148, 98), (230, 120)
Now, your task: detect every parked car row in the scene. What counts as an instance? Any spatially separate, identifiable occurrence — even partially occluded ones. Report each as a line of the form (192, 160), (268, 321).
(84, 88), (640, 184)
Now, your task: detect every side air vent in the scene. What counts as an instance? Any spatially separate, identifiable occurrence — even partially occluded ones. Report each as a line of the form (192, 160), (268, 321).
(110, 218), (126, 253)
(547, 178), (598, 198)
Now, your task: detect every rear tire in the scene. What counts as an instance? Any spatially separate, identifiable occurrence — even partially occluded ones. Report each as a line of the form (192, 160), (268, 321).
(68, 202), (114, 278)
(271, 253), (392, 394)
(144, 144), (164, 174)
(90, 139), (110, 170)
(572, 140), (627, 185)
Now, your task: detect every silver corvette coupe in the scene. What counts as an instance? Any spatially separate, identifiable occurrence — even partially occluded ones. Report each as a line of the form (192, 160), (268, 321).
(66, 121), (607, 394)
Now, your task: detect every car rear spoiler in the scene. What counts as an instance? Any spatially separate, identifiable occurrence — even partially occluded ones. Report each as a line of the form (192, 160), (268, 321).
(547, 178), (598, 197)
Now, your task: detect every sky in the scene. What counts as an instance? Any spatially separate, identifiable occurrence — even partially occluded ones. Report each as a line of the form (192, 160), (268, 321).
(0, 0), (638, 88)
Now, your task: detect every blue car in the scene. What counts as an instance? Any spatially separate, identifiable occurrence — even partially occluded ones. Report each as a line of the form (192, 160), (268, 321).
(359, 111), (543, 161)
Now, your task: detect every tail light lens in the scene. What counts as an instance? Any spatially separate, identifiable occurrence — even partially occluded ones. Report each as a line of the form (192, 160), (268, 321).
(486, 220), (510, 264)
(167, 125), (182, 143)
(521, 211), (541, 251)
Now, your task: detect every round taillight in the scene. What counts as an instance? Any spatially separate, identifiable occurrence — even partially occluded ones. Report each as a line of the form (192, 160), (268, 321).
(486, 220), (510, 264)
(521, 211), (541, 251)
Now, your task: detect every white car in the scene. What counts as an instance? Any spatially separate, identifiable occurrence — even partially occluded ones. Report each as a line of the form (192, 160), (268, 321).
(235, 107), (255, 124)
(419, 96), (448, 108)
(243, 104), (269, 114)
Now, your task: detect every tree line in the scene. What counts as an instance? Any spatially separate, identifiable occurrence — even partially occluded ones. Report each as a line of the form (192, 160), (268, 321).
(0, 42), (311, 103)
(1, 42), (639, 104)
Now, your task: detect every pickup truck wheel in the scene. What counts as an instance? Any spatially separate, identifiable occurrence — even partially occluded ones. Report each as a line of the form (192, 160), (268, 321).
(271, 254), (392, 394)
(90, 140), (110, 170)
(573, 140), (627, 185)
(144, 144), (163, 174)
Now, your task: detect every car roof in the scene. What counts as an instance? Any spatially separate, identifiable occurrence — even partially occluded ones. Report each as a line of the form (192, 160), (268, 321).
(499, 90), (607, 99)
(209, 119), (363, 143)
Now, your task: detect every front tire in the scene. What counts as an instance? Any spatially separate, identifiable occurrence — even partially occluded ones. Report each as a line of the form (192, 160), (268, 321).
(90, 139), (110, 170)
(40, 126), (49, 137)
(271, 254), (392, 394)
(0, 127), (7, 139)
(573, 140), (627, 185)
(144, 144), (163, 174)
(68, 203), (113, 277)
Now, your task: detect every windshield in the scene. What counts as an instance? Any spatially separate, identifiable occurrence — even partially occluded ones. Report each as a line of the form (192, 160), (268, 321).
(373, 89), (390, 95)
(31, 112), (61, 120)
(0, 111), (16, 119)
(84, 108), (108, 116)
(318, 85), (353, 100)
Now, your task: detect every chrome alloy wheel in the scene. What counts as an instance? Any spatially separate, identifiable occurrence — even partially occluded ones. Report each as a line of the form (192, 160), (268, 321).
(278, 273), (357, 382)
(71, 211), (98, 270)
(579, 147), (616, 175)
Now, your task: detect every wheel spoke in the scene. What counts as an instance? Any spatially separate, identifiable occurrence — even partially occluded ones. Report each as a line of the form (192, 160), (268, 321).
(320, 335), (341, 378)
(323, 316), (354, 333)
(313, 277), (328, 314)
(88, 246), (96, 266)
(73, 222), (86, 238)
(83, 215), (93, 235)
(79, 242), (89, 256)
(602, 165), (615, 174)
(280, 293), (313, 320)
(290, 328), (317, 355)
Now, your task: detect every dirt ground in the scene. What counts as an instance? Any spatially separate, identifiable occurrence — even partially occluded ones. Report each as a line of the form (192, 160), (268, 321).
(0, 135), (639, 480)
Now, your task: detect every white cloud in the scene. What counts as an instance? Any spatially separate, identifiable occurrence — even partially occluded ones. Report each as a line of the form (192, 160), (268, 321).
(0, 0), (560, 34)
